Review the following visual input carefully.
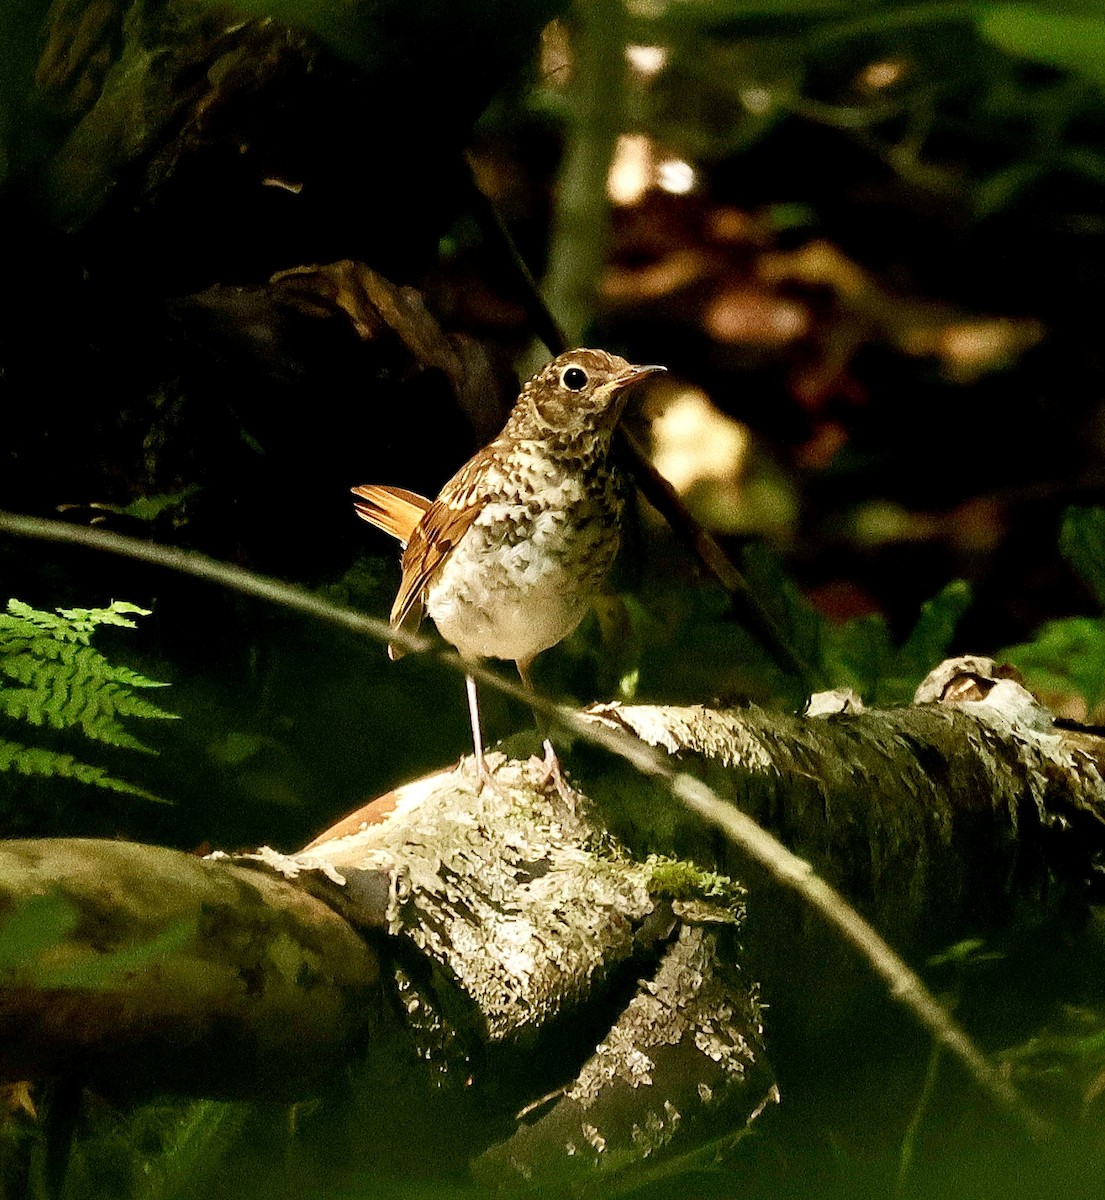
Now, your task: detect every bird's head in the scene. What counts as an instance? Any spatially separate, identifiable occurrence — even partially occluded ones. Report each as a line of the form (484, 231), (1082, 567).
(508, 349), (666, 443)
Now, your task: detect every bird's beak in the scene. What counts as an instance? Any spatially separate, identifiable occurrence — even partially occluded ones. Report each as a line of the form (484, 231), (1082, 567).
(592, 363), (667, 429)
(614, 363), (667, 390)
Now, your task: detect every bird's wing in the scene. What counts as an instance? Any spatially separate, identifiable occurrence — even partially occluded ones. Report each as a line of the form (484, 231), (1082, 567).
(388, 450), (492, 657)
(351, 484), (432, 545)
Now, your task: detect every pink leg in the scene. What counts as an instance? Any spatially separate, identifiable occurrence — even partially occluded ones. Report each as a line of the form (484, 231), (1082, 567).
(538, 737), (575, 801)
(516, 660), (574, 801)
(465, 673), (500, 794)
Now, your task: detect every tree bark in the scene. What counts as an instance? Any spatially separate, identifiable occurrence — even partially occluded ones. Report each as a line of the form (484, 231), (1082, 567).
(581, 659), (1105, 1050)
(0, 839), (378, 1097)
(0, 658), (1098, 1184)
(0, 757), (773, 1184)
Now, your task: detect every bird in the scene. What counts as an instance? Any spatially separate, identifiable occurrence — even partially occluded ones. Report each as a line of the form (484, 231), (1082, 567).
(351, 347), (665, 793)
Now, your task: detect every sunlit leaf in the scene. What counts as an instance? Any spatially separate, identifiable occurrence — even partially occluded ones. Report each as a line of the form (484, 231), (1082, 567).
(928, 937), (1004, 969)
(1002, 616), (1105, 714)
(0, 599), (175, 801)
(979, 6), (1105, 86)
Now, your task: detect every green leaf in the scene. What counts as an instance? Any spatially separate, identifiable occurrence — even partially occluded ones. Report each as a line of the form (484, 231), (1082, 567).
(738, 545), (968, 704)
(208, 730), (270, 768)
(0, 599), (176, 801)
(0, 637), (176, 751)
(822, 612), (894, 698)
(2, 598), (151, 644)
(738, 541), (825, 686)
(0, 738), (168, 802)
(1001, 616), (1105, 713)
(979, 6), (1105, 87)
(55, 601), (152, 631)
(1000, 507), (1105, 713)
(973, 162), (1048, 219)
(1059, 505), (1105, 610)
(818, 581), (970, 706)
(91, 485), (202, 522)
(928, 937), (1004, 969)
(880, 579), (973, 704)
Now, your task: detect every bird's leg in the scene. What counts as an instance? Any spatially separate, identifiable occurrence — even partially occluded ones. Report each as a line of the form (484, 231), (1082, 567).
(464, 672), (501, 794)
(516, 658), (574, 801)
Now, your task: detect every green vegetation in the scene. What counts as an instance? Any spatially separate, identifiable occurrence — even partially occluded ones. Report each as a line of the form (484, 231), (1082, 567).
(1003, 506), (1105, 717)
(0, 600), (175, 802)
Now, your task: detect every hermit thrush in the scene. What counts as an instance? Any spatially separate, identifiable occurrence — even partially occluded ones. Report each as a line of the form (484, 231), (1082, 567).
(352, 348), (665, 791)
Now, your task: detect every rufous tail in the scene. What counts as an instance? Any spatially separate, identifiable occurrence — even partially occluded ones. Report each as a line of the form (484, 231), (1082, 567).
(351, 483), (431, 545)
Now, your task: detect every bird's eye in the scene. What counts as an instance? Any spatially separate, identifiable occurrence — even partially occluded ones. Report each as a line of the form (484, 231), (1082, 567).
(561, 366), (589, 391)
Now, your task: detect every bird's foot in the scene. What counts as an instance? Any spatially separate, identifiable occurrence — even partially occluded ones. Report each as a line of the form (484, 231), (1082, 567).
(464, 749), (509, 799)
(536, 739), (576, 804)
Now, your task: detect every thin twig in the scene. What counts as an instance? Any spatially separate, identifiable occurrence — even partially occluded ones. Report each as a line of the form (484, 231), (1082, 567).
(462, 165), (822, 688)
(0, 509), (1051, 1143)
(618, 427), (824, 688)
(462, 162), (567, 362)
(896, 1041), (942, 1198)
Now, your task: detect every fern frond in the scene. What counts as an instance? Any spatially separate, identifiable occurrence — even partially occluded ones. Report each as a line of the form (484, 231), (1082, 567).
(0, 599), (176, 802)
(56, 602), (153, 634)
(0, 630), (168, 689)
(0, 603), (176, 751)
(0, 739), (167, 802)
(1, 599), (150, 646)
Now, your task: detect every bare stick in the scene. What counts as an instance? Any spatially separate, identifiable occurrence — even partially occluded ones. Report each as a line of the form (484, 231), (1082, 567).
(0, 509), (1049, 1141)
(462, 165), (822, 688)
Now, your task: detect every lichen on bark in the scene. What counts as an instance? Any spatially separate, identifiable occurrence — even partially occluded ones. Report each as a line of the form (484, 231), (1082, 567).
(235, 751), (773, 1184)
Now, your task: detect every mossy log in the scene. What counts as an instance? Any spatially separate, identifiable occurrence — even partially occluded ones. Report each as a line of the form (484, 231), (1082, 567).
(586, 678), (1105, 952)
(578, 659), (1105, 1048)
(0, 757), (773, 1186)
(0, 659), (1100, 1183)
(0, 839), (378, 1097)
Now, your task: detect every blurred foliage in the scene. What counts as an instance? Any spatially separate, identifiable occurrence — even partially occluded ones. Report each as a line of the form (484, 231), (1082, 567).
(189, 0), (564, 72)
(0, 0), (48, 186)
(57, 1096), (246, 1200)
(87, 488), (203, 525)
(3, 0), (1105, 1196)
(506, 0), (1105, 698)
(0, 893), (79, 973)
(1059, 504), (1105, 609)
(821, 576), (972, 704)
(0, 0), (563, 233)
(0, 600), (175, 804)
(1002, 506), (1105, 718)
(981, 6), (1105, 86)
(585, 0), (1105, 221)
(614, 547), (969, 708)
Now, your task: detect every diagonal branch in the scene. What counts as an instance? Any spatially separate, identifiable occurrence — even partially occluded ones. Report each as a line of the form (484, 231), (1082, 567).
(0, 508), (1051, 1141)
(462, 159), (823, 689)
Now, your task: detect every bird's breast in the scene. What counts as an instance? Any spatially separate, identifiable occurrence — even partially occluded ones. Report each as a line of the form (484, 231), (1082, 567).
(423, 461), (623, 663)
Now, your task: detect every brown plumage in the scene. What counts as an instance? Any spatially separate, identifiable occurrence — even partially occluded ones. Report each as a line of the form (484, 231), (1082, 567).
(352, 348), (665, 791)
(350, 485), (430, 547)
